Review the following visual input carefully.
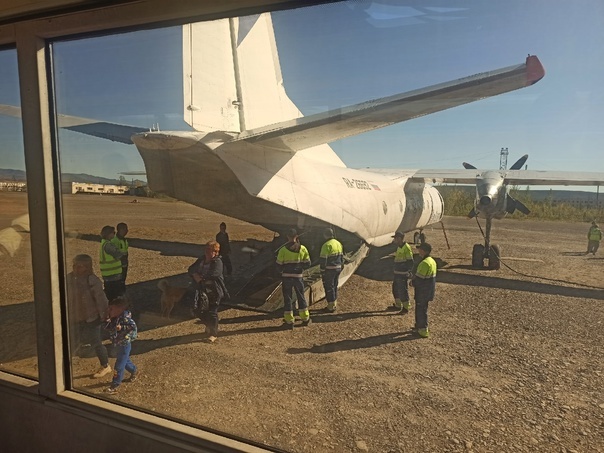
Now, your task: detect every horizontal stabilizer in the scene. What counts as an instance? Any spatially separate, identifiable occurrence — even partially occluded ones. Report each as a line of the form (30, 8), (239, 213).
(0, 104), (148, 145)
(64, 122), (148, 144)
(235, 56), (545, 152)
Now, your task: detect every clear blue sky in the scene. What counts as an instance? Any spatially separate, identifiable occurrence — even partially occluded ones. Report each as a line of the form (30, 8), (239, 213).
(1, 0), (603, 189)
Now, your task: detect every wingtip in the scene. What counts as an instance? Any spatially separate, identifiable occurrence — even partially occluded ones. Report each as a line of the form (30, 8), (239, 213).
(526, 55), (545, 85)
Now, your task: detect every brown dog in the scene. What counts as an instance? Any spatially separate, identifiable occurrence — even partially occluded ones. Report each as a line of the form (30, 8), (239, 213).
(157, 279), (188, 318)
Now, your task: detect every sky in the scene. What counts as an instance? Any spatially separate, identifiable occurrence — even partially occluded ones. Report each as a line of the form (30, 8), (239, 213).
(1, 0), (603, 190)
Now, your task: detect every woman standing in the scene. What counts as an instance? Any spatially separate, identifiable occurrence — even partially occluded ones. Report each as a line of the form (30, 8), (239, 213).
(188, 240), (229, 343)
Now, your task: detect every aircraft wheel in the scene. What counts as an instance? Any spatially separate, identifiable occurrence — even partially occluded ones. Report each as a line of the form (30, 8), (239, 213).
(471, 244), (484, 269)
(488, 244), (501, 270)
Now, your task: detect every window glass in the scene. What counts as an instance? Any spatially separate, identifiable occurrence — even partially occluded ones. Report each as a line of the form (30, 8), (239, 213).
(51, 1), (603, 451)
(0, 48), (38, 379)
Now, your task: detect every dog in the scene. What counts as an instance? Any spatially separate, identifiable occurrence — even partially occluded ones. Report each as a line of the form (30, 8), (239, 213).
(157, 279), (188, 318)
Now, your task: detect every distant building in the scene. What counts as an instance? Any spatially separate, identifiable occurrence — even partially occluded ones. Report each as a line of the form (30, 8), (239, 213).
(62, 181), (129, 195)
(0, 181), (27, 191)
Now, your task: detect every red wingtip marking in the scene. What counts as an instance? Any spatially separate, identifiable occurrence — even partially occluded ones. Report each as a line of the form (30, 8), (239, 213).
(526, 55), (545, 85)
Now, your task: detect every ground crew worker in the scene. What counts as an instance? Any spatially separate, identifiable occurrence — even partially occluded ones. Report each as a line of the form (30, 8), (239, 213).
(410, 242), (437, 338)
(216, 222), (232, 276)
(100, 225), (125, 301)
(320, 228), (343, 312)
(276, 228), (311, 327)
(586, 221), (602, 255)
(391, 231), (414, 312)
(111, 222), (129, 287)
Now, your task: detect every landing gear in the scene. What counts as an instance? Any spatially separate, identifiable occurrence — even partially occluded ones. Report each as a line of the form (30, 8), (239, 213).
(487, 244), (501, 270)
(413, 230), (426, 246)
(471, 244), (501, 269)
(471, 218), (501, 270)
(472, 244), (484, 268)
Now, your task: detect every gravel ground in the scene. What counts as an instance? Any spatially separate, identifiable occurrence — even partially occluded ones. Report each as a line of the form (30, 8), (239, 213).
(1, 193), (603, 452)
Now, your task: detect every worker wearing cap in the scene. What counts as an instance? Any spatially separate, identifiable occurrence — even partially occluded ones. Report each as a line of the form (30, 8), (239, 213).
(410, 242), (437, 338)
(320, 228), (344, 312)
(276, 228), (312, 327)
(391, 231), (414, 312)
(586, 221), (602, 255)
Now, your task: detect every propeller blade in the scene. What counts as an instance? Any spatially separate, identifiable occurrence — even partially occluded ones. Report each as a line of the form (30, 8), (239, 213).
(516, 199), (531, 215)
(507, 195), (530, 215)
(510, 154), (528, 170)
(463, 162), (477, 169)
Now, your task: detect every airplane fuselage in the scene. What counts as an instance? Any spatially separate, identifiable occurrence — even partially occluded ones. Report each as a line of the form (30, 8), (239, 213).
(131, 130), (443, 247)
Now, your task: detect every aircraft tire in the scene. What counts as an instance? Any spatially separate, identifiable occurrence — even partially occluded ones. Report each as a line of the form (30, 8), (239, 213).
(488, 244), (501, 270)
(471, 244), (484, 269)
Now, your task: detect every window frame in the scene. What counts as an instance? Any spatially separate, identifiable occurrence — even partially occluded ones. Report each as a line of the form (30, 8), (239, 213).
(0, 1), (324, 450)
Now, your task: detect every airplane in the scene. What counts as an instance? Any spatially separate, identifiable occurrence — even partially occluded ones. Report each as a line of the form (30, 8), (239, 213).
(0, 12), (560, 305)
(409, 154), (604, 269)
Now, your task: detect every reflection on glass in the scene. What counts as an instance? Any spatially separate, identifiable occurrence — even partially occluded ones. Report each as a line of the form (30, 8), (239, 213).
(0, 48), (38, 379)
(50, 1), (603, 451)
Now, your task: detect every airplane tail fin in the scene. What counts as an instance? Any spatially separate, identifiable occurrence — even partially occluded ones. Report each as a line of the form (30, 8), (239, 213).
(183, 13), (302, 133)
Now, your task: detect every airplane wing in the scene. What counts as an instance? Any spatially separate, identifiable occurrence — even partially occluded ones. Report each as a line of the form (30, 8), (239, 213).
(1, 55), (543, 151)
(235, 55), (545, 152)
(408, 169), (604, 186)
(0, 104), (147, 144)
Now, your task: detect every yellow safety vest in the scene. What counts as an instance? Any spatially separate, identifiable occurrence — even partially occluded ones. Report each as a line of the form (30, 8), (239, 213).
(99, 239), (122, 278)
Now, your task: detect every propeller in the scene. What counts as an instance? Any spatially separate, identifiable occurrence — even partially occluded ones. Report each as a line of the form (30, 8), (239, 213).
(506, 196), (531, 215)
(509, 154), (528, 170)
(462, 154), (528, 171)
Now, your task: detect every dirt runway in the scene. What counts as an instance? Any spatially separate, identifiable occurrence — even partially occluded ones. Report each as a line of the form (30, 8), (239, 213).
(1, 192), (603, 452)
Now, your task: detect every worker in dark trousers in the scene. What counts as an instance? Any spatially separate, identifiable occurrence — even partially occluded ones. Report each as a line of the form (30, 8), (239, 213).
(410, 242), (437, 338)
(276, 229), (311, 327)
(216, 222), (233, 276)
(319, 228), (343, 312)
(390, 231), (414, 312)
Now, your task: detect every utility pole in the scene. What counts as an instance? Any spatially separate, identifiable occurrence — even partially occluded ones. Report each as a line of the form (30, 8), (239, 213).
(499, 147), (508, 170)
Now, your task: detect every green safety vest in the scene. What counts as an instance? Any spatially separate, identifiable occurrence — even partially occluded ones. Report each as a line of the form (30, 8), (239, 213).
(111, 235), (129, 254)
(588, 226), (602, 241)
(99, 239), (122, 278)
(394, 242), (413, 274)
(416, 256), (437, 279)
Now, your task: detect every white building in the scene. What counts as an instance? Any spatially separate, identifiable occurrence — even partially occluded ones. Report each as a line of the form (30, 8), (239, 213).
(62, 181), (129, 195)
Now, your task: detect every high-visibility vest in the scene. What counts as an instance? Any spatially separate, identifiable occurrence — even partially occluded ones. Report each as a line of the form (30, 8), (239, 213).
(588, 226), (602, 241)
(414, 256), (437, 301)
(276, 244), (311, 278)
(111, 235), (129, 254)
(394, 242), (413, 274)
(99, 239), (122, 278)
(320, 238), (343, 270)
(416, 256), (437, 279)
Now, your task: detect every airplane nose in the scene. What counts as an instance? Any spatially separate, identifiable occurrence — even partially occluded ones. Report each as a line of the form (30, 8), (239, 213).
(479, 195), (492, 206)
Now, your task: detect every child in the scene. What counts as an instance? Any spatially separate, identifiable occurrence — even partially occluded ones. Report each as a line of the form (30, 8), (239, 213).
(104, 297), (138, 394)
